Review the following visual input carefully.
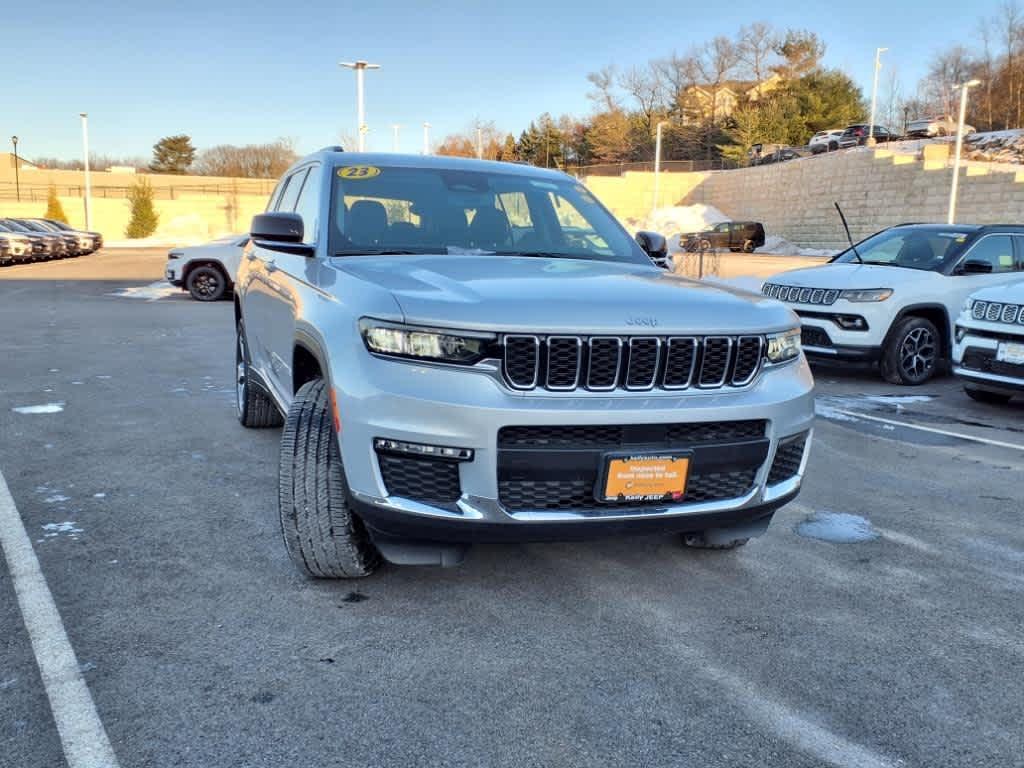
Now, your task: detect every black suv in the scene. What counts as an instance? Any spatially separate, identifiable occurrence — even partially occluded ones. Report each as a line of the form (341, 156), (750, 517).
(838, 124), (895, 148)
(683, 221), (766, 253)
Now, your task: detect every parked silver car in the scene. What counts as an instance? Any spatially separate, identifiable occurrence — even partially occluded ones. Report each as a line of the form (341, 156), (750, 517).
(234, 150), (815, 577)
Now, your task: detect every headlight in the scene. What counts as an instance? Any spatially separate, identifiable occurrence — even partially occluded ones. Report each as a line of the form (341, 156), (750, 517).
(766, 328), (801, 364)
(840, 288), (892, 302)
(360, 319), (495, 364)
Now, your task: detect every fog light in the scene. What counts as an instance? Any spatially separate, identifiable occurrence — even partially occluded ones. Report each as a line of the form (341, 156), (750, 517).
(835, 315), (867, 331)
(955, 325), (967, 343)
(373, 438), (473, 461)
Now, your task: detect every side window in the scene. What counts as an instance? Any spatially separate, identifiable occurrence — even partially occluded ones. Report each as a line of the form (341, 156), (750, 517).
(292, 164), (321, 245)
(277, 168), (307, 213)
(963, 235), (1016, 273)
(267, 177), (289, 212)
(715, 222), (730, 233)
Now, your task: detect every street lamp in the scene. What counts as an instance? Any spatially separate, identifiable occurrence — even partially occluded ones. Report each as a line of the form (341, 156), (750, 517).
(867, 47), (888, 147)
(339, 60), (380, 152)
(476, 126), (483, 159)
(392, 124), (400, 152)
(10, 136), (19, 202)
(422, 122), (431, 155)
(948, 79), (982, 225)
(652, 120), (669, 215)
(80, 113), (92, 230)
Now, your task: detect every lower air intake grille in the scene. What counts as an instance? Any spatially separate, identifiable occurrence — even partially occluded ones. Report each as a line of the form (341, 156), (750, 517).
(378, 454), (461, 503)
(767, 434), (807, 485)
(498, 420), (767, 448)
(498, 469), (758, 511)
(801, 327), (832, 348)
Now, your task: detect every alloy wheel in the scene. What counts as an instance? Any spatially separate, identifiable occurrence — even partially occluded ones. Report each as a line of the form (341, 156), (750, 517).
(899, 327), (936, 380)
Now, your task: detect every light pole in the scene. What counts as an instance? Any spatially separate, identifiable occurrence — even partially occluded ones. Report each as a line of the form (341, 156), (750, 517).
(392, 124), (400, 152)
(948, 79), (982, 225)
(652, 120), (668, 215)
(10, 136), (19, 202)
(867, 47), (888, 146)
(476, 127), (483, 159)
(339, 60), (380, 152)
(422, 122), (431, 155)
(80, 113), (92, 230)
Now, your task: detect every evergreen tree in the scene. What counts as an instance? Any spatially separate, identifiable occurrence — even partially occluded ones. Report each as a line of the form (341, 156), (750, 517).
(44, 184), (68, 223)
(125, 178), (159, 238)
(499, 134), (518, 162)
(150, 135), (196, 174)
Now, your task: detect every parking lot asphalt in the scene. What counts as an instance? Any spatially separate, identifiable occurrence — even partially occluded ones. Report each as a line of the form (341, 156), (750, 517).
(2, 253), (1023, 768)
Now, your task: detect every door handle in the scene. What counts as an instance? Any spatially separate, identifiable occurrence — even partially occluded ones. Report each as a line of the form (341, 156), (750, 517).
(265, 260), (278, 273)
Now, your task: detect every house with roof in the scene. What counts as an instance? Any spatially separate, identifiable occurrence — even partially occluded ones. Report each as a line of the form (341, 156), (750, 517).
(680, 73), (784, 124)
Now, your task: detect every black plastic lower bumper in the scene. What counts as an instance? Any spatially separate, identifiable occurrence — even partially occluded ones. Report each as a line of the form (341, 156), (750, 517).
(352, 488), (798, 545)
(804, 343), (880, 363)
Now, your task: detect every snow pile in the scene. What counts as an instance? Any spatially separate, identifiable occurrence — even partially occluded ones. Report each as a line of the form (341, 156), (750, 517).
(758, 235), (835, 258)
(965, 129), (1024, 164)
(629, 205), (730, 252)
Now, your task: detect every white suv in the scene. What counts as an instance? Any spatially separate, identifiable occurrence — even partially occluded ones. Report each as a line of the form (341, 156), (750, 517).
(763, 224), (1024, 384)
(953, 282), (1024, 403)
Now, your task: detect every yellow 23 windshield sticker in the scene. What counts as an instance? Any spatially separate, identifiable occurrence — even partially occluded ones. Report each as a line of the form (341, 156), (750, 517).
(337, 166), (381, 179)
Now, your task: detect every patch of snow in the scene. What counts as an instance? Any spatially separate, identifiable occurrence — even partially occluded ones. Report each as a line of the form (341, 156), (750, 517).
(109, 281), (179, 301)
(862, 395), (934, 408)
(12, 403), (65, 414)
(0, 678), (17, 691)
(757, 235), (835, 258)
(41, 521), (83, 538)
(93, 493), (106, 499)
(796, 511), (879, 543)
(814, 399), (862, 422)
(43, 494), (70, 504)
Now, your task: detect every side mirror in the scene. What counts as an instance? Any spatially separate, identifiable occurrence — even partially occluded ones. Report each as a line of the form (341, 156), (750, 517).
(636, 230), (670, 269)
(960, 259), (993, 275)
(251, 212), (303, 243)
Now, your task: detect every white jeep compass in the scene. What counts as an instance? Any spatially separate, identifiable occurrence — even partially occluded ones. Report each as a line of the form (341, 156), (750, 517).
(953, 281), (1024, 403)
(763, 224), (1024, 384)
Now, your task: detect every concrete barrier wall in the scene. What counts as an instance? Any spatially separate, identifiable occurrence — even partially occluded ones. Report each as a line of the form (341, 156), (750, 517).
(1, 193), (269, 241)
(585, 149), (1024, 250)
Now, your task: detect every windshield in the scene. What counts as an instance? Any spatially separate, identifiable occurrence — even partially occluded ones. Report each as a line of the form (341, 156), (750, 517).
(831, 227), (973, 271)
(329, 165), (649, 264)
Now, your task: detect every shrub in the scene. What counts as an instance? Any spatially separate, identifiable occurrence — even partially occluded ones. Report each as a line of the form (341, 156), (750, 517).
(125, 178), (159, 238)
(44, 184), (69, 223)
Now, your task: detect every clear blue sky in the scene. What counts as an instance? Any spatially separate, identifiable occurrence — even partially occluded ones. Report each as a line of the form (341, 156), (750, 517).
(5, 0), (994, 161)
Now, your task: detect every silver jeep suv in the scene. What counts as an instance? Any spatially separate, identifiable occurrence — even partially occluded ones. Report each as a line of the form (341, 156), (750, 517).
(235, 149), (815, 577)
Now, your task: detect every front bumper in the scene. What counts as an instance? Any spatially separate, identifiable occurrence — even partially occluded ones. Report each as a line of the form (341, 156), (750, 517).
(794, 307), (889, 362)
(954, 324), (1024, 392)
(333, 351), (816, 543)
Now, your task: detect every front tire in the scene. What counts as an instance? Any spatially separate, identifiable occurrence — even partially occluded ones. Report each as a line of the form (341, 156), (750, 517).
(236, 321), (283, 428)
(278, 379), (381, 579)
(187, 265), (227, 301)
(742, 239), (755, 253)
(964, 386), (1013, 405)
(881, 316), (940, 385)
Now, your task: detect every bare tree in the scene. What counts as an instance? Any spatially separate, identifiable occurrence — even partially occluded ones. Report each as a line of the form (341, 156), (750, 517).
(923, 46), (974, 117)
(655, 52), (700, 115)
(694, 37), (741, 125)
(192, 139), (298, 178)
(586, 67), (620, 112)
(619, 64), (666, 137)
(978, 18), (997, 129)
(737, 22), (778, 96)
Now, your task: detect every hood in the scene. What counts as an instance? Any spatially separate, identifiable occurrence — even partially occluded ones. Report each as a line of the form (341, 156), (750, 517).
(967, 280), (1024, 304)
(770, 262), (943, 290)
(332, 255), (797, 334)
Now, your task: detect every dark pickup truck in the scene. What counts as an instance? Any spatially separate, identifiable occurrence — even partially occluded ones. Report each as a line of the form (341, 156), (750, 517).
(682, 221), (766, 253)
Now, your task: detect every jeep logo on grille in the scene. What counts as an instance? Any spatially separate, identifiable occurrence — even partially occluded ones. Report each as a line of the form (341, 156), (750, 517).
(626, 316), (658, 328)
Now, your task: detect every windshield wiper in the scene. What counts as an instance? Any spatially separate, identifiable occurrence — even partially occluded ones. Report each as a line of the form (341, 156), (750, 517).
(333, 247), (440, 256)
(494, 250), (589, 259)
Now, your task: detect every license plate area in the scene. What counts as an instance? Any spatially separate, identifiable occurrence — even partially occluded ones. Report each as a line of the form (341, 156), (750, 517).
(996, 341), (1024, 366)
(599, 453), (691, 503)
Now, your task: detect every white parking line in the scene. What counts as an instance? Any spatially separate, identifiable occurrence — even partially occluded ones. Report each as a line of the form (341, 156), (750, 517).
(827, 408), (1024, 452)
(0, 469), (120, 768)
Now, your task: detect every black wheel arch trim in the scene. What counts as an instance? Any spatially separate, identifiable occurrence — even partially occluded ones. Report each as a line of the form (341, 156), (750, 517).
(886, 303), (951, 357)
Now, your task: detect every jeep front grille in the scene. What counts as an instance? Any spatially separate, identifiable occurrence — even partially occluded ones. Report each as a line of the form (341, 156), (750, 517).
(763, 283), (840, 306)
(501, 334), (765, 392)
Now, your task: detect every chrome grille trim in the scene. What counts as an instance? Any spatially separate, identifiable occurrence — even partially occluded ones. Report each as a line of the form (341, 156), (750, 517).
(731, 336), (764, 386)
(502, 335), (540, 390)
(498, 333), (765, 392)
(698, 336), (733, 388)
(585, 337), (622, 391)
(545, 336), (582, 391)
(663, 336), (698, 390)
(763, 283), (841, 306)
(624, 337), (661, 391)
